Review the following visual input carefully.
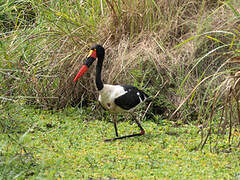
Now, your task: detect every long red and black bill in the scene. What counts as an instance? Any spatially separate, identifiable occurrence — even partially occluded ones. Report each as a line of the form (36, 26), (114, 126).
(73, 50), (97, 82)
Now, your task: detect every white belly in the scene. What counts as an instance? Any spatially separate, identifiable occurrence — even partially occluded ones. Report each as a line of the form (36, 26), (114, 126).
(98, 84), (127, 113)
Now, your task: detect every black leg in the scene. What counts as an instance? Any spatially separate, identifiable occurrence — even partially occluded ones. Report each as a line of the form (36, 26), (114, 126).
(104, 116), (145, 142)
(134, 119), (145, 135)
(113, 116), (118, 137)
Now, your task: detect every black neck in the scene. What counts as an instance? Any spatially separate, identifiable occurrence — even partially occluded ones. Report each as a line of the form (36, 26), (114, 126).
(96, 57), (104, 91)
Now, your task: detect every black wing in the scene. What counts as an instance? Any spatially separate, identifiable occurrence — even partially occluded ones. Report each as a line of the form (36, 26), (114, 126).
(114, 85), (148, 110)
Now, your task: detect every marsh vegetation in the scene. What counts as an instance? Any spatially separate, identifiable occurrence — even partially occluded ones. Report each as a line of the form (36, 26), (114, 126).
(0, 0), (240, 179)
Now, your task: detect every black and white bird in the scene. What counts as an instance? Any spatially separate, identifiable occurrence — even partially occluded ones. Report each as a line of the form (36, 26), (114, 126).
(73, 44), (148, 141)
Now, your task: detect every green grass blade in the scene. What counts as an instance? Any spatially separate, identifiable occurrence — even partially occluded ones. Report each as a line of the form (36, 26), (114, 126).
(221, 0), (240, 20)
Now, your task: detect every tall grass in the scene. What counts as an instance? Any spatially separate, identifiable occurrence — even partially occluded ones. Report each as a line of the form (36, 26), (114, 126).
(0, 0), (239, 124)
(170, 0), (240, 151)
(1, 0), (104, 108)
(0, 0), (198, 108)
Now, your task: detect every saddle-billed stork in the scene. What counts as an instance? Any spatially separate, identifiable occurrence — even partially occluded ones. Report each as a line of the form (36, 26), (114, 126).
(73, 44), (148, 141)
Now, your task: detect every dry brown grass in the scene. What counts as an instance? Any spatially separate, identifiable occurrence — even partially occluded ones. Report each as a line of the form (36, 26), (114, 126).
(53, 0), (239, 111)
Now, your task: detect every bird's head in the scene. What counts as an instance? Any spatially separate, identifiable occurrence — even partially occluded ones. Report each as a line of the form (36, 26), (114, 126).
(73, 44), (105, 82)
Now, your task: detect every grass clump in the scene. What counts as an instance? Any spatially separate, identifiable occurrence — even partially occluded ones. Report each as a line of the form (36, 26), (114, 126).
(169, 0), (240, 151)
(0, 0), (36, 32)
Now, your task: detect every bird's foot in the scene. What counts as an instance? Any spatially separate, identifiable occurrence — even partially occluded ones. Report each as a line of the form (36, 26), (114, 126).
(104, 131), (145, 142)
(104, 138), (117, 142)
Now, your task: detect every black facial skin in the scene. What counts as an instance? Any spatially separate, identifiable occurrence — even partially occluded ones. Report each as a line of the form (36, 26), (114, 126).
(84, 57), (96, 68)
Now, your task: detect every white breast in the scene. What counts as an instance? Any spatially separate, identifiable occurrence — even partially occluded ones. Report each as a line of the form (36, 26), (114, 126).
(98, 84), (127, 112)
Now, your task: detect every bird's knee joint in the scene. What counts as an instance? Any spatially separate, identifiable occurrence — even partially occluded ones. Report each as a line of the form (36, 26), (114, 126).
(140, 129), (145, 135)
